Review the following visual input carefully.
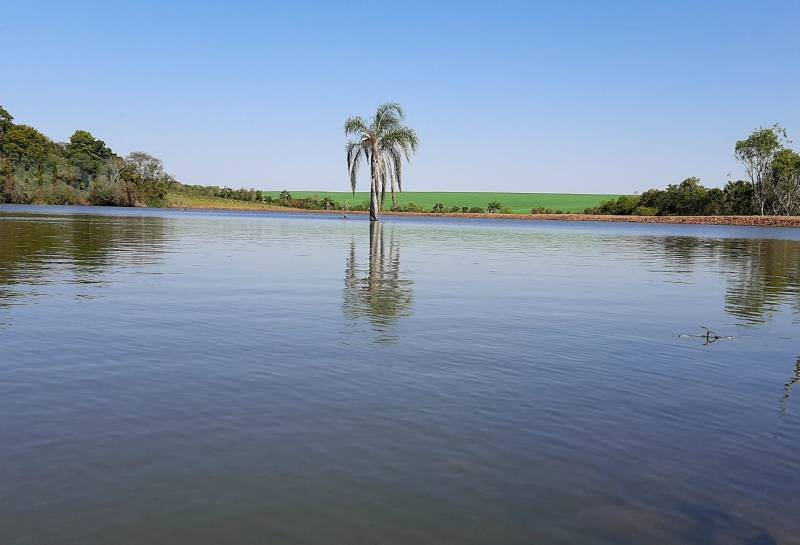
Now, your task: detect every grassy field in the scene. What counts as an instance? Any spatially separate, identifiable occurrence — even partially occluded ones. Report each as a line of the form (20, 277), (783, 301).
(167, 194), (282, 210)
(258, 191), (619, 213)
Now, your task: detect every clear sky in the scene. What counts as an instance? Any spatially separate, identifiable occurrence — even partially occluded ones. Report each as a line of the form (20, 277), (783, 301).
(3, 0), (799, 193)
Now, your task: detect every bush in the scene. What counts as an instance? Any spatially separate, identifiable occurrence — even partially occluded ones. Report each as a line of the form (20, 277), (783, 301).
(89, 176), (126, 206)
(401, 202), (423, 213)
(47, 183), (84, 205)
(486, 201), (502, 213)
(431, 202), (445, 213)
(723, 180), (755, 215)
(448, 205), (461, 213)
(468, 207), (485, 213)
(633, 206), (658, 216)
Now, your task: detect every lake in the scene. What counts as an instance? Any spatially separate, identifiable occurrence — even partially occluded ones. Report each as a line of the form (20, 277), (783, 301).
(1, 205), (799, 545)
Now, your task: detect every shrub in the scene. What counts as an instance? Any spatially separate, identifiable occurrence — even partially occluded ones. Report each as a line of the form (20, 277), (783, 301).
(532, 207), (555, 214)
(448, 205), (461, 213)
(633, 206), (658, 216)
(486, 201), (502, 213)
(402, 202), (423, 213)
(722, 180), (755, 215)
(431, 202), (445, 213)
(468, 207), (485, 213)
(89, 175), (126, 206)
(47, 183), (84, 205)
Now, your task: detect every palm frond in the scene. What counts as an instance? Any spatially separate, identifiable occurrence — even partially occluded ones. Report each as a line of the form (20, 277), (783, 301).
(346, 141), (365, 195)
(373, 103), (404, 133)
(386, 146), (403, 193)
(344, 116), (369, 136)
(382, 126), (418, 158)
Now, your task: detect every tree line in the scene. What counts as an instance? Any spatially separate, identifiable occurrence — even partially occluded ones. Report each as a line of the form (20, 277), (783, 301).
(587, 125), (800, 216)
(2, 103), (797, 218)
(0, 105), (171, 207)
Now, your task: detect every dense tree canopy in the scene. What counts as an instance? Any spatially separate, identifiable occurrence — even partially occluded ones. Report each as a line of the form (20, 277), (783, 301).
(588, 126), (799, 217)
(0, 105), (171, 207)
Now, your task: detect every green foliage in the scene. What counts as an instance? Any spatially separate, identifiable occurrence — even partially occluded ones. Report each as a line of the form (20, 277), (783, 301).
(66, 130), (113, 184)
(588, 177), (761, 217)
(735, 124), (794, 214)
(261, 191), (618, 214)
(431, 202), (445, 213)
(486, 201), (502, 213)
(633, 206), (659, 216)
(400, 202), (423, 212)
(2, 125), (52, 167)
(279, 189), (292, 203)
(0, 105), (13, 137)
(468, 207), (485, 213)
(722, 180), (755, 215)
(0, 106), (175, 208)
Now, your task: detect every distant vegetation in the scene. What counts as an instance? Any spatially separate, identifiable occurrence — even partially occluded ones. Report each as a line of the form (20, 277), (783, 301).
(587, 125), (800, 217)
(248, 191), (617, 214)
(0, 105), (171, 207)
(2, 104), (797, 218)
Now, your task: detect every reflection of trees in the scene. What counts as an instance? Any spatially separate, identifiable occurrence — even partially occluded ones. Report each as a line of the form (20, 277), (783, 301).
(782, 357), (800, 412)
(652, 236), (800, 324)
(718, 239), (800, 323)
(343, 222), (413, 342)
(0, 213), (167, 307)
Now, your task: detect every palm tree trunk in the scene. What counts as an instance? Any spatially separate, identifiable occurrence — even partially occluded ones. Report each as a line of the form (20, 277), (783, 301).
(370, 151), (380, 221)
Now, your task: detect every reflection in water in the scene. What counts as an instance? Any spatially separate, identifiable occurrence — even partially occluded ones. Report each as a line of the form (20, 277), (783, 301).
(0, 213), (167, 309)
(781, 357), (800, 412)
(343, 221), (413, 343)
(653, 236), (800, 323)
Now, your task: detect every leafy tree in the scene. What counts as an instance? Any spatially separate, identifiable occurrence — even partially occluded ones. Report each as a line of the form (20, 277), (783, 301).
(66, 130), (113, 184)
(124, 151), (170, 207)
(1, 125), (52, 167)
(735, 125), (786, 215)
(722, 180), (755, 215)
(0, 105), (13, 141)
(431, 202), (445, 213)
(345, 103), (418, 221)
(279, 189), (292, 203)
(771, 148), (800, 215)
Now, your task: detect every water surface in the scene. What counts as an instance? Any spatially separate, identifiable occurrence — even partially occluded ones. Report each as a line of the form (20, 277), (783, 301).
(1, 205), (799, 544)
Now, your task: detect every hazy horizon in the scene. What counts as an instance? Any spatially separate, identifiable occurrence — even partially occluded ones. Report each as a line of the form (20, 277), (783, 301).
(5, 1), (799, 193)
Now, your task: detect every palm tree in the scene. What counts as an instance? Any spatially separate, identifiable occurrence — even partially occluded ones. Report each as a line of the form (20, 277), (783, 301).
(345, 103), (418, 221)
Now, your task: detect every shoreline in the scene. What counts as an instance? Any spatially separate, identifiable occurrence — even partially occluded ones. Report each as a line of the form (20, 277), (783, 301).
(4, 202), (799, 228)
(167, 203), (800, 227)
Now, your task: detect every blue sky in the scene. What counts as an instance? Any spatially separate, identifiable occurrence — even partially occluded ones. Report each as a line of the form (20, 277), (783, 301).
(3, 0), (799, 193)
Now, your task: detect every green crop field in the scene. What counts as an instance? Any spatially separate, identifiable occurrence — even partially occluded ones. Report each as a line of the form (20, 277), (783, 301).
(259, 191), (620, 213)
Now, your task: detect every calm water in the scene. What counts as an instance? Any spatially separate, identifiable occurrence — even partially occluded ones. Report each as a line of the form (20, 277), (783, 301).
(1, 205), (799, 545)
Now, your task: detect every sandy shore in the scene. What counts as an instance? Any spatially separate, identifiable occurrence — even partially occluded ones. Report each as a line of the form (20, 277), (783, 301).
(168, 203), (800, 228)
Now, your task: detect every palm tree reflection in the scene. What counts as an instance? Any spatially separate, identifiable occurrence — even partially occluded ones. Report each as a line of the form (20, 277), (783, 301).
(343, 222), (413, 343)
